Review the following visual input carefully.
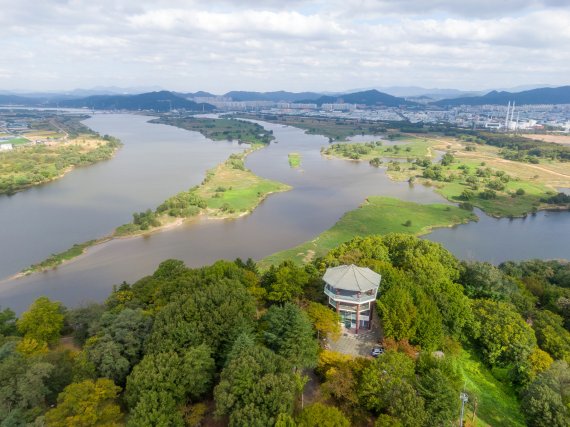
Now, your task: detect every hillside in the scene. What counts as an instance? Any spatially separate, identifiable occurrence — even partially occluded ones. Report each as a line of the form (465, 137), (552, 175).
(300, 89), (415, 106)
(223, 90), (323, 102)
(0, 94), (43, 106)
(435, 85), (570, 106)
(58, 91), (215, 112)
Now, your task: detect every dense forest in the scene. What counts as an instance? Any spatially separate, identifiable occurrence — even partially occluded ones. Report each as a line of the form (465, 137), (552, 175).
(1, 234), (569, 426)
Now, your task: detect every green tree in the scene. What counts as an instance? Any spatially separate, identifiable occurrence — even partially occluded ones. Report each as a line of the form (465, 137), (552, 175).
(261, 303), (318, 370)
(388, 381), (427, 427)
(460, 261), (519, 300)
(375, 414), (403, 427)
(17, 296), (64, 345)
(378, 286), (417, 341)
(126, 344), (215, 410)
(522, 361), (570, 427)
(214, 334), (297, 427)
(296, 403), (350, 427)
(532, 310), (570, 362)
(85, 308), (151, 385)
(358, 351), (416, 413)
(471, 299), (537, 366)
(146, 278), (256, 364)
(322, 235), (390, 267)
(0, 307), (17, 336)
(262, 261), (310, 303)
(65, 303), (105, 345)
(306, 302), (341, 340)
(275, 412), (297, 427)
(85, 337), (130, 385)
(322, 363), (359, 411)
(0, 341), (53, 425)
(127, 390), (184, 427)
(417, 367), (458, 426)
(44, 378), (123, 426)
(413, 294), (444, 351)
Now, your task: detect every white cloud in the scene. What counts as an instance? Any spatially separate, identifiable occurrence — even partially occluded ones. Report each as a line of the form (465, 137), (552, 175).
(0, 0), (568, 92)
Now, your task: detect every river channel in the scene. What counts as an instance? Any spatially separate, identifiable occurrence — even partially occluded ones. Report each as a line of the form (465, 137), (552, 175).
(0, 114), (568, 313)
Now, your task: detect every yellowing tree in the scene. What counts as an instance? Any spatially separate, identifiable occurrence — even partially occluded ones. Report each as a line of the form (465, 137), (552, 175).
(44, 379), (123, 426)
(306, 302), (341, 340)
(17, 296), (64, 345)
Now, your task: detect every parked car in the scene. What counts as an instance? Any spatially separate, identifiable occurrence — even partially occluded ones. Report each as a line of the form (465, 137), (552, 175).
(371, 346), (384, 357)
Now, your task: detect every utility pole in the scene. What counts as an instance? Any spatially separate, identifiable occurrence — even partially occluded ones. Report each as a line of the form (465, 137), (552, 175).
(459, 390), (469, 427)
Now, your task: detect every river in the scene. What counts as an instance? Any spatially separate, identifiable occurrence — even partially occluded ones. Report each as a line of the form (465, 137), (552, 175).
(0, 114), (568, 313)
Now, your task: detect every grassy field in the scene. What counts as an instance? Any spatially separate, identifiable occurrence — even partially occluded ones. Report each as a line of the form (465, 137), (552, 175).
(153, 116), (274, 144)
(194, 150), (291, 217)
(458, 348), (525, 427)
(323, 137), (434, 160)
(331, 135), (570, 217)
(288, 152), (302, 168)
(261, 196), (476, 267)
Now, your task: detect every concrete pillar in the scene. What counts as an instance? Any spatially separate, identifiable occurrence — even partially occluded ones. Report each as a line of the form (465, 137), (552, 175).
(356, 303), (360, 334)
(369, 302), (373, 330)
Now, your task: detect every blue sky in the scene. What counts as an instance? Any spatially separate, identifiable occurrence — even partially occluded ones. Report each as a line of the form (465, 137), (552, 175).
(0, 0), (568, 93)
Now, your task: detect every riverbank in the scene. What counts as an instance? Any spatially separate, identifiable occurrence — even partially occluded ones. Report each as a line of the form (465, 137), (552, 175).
(0, 135), (122, 195)
(325, 135), (570, 217)
(19, 145), (290, 276)
(260, 196), (477, 267)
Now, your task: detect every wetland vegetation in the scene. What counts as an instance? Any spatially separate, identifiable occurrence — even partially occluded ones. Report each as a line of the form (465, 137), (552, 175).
(0, 113), (122, 195)
(323, 132), (570, 217)
(152, 116), (274, 144)
(23, 147), (289, 274)
(262, 196), (477, 266)
(288, 152), (302, 168)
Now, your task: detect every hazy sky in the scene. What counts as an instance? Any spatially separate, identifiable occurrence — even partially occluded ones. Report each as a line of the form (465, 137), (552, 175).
(1, 0), (569, 93)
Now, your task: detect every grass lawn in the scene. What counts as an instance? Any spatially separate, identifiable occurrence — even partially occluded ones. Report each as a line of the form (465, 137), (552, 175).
(431, 179), (549, 217)
(458, 348), (525, 427)
(261, 196), (476, 267)
(194, 151), (291, 217)
(323, 139), (434, 160)
(376, 143), (569, 217)
(288, 152), (301, 168)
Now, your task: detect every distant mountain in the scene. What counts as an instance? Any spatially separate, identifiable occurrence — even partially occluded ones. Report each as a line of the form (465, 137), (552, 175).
(435, 86), (570, 106)
(301, 89), (415, 107)
(489, 84), (558, 93)
(0, 94), (43, 105)
(57, 91), (215, 112)
(224, 91), (323, 102)
(336, 86), (482, 99)
(188, 91), (217, 98)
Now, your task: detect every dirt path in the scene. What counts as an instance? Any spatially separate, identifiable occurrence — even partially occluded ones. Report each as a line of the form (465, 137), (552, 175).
(459, 151), (570, 179)
(413, 133), (570, 181)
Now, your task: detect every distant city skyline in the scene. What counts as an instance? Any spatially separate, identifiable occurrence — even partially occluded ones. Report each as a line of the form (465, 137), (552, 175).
(1, 0), (569, 92)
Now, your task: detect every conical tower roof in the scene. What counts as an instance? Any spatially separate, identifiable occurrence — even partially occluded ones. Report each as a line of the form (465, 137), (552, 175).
(323, 264), (381, 292)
